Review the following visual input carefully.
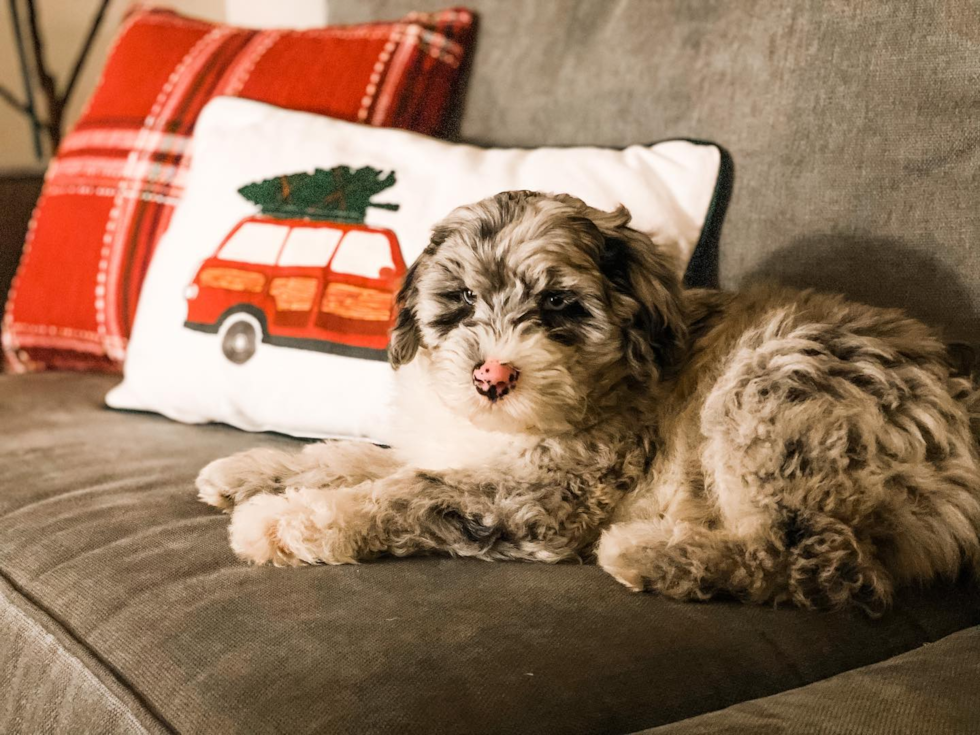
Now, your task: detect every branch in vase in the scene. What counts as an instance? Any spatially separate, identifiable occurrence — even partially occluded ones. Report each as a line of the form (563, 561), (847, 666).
(60, 0), (111, 107)
(0, 83), (30, 115)
(24, 0), (63, 150)
(7, 0), (44, 157)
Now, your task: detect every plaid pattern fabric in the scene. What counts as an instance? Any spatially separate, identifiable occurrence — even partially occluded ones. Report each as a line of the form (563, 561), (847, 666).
(2, 7), (474, 373)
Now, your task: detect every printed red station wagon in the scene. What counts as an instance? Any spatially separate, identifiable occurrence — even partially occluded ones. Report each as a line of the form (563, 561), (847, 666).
(184, 215), (407, 363)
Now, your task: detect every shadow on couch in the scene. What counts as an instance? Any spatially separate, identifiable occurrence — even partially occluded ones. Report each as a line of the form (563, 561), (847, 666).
(744, 233), (980, 346)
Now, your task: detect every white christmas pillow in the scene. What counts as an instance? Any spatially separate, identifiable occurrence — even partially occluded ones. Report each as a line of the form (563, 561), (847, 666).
(107, 97), (726, 440)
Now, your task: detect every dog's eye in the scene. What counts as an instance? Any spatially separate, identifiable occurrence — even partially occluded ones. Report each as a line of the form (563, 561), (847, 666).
(461, 288), (477, 305)
(543, 292), (572, 311)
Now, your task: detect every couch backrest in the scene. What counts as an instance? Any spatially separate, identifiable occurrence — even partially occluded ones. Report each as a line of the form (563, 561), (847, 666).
(330, 0), (980, 341)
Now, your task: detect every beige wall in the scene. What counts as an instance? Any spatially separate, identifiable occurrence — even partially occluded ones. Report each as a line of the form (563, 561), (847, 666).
(0, 1), (226, 172)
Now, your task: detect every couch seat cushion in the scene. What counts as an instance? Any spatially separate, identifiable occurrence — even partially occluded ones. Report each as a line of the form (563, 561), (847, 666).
(645, 625), (980, 734)
(2, 373), (979, 734)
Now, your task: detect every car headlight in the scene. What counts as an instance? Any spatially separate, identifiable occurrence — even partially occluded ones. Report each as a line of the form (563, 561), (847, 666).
(184, 283), (199, 300)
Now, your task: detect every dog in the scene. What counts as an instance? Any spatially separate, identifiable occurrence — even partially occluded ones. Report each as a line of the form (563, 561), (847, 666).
(197, 191), (980, 613)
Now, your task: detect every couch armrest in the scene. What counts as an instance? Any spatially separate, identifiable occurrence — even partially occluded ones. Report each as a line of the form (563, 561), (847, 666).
(0, 173), (44, 326)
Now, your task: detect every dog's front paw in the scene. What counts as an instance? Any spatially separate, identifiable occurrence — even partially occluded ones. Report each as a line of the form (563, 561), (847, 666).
(197, 449), (289, 511)
(228, 488), (367, 566)
(597, 520), (699, 595)
(228, 494), (306, 566)
(598, 521), (733, 602)
(596, 523), (651, 592)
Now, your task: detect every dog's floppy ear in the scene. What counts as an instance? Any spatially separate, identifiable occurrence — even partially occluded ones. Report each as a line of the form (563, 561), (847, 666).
(388, 261), (422, 369)
(594, 205), (687, 383)
(388, 226), (451, 369)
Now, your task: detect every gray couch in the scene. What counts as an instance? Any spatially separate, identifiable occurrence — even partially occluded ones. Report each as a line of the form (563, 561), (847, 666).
(2, 1), (979, 732)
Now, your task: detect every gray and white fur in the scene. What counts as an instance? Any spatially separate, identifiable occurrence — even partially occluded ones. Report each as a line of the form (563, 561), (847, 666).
(198, 191), (980, 614)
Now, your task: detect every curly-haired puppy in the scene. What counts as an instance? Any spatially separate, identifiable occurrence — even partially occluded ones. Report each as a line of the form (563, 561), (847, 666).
(198, 191), (980, 613)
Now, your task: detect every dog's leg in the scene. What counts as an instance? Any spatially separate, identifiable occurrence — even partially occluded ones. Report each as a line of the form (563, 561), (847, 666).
(597, 514), (894, 615)
(197, 441), (403, 511)
(227, 468), (613, 566)
(597, 518), (785, 602)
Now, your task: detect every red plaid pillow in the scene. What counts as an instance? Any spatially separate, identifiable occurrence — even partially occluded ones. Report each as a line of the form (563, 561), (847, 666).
(2, 6), (474, 372)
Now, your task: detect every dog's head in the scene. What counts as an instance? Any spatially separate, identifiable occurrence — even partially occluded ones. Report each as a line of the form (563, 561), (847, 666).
(389, 191), (686, 434)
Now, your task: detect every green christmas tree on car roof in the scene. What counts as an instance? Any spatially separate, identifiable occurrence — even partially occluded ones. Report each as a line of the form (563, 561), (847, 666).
(238, 166), (399, 224)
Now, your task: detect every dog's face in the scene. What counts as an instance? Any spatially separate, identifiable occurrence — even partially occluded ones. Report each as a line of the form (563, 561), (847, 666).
(389, 192), (685, 434)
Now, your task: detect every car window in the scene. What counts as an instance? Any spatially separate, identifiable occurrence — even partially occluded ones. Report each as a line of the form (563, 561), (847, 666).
(278, 226), (344, 267)
(218, 222), (288, 265)
(330, 231), (395, 278)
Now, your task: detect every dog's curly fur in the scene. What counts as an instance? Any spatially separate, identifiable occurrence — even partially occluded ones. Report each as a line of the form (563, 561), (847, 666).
(198, 191), (980, 614)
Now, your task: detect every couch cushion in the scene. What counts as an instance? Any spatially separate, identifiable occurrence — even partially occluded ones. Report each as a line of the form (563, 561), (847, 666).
(1, 373), (979, 733)
(646, 625), (980, 734)
(0, 575), (165, 735)
(333, 0), (980, 342)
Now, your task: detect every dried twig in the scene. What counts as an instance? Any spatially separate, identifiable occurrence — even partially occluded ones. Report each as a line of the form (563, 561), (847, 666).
(24, 0), (61, 149)
(4, 0), (112, 158)
(0, 84), (30, 115)
(7, 0), (43, 157)
(61, 0), (111, 109)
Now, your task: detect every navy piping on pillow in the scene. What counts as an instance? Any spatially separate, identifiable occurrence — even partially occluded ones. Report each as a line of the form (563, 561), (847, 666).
(679, 139), (734, 290)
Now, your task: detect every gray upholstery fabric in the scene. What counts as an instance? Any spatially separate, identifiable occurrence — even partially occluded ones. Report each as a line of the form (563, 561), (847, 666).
(4, 3), (980, 730)
(646, 625), (980, 735)
(0, 576), (163, 735)
(332, 0), (980, 341)
(1, 373), (979, 733)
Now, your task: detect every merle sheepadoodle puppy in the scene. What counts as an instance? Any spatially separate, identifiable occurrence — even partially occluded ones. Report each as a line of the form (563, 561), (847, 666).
(198, 191), (980, 614)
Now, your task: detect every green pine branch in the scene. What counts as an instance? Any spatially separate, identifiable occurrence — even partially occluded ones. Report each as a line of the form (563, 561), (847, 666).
(238, 166), (399, 223)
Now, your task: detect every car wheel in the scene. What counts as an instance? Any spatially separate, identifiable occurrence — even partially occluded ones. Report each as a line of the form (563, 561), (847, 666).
(219, 313), (262, 364)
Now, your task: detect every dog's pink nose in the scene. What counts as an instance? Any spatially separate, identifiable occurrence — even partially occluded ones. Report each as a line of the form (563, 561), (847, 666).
(473, 359), (519, 400)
